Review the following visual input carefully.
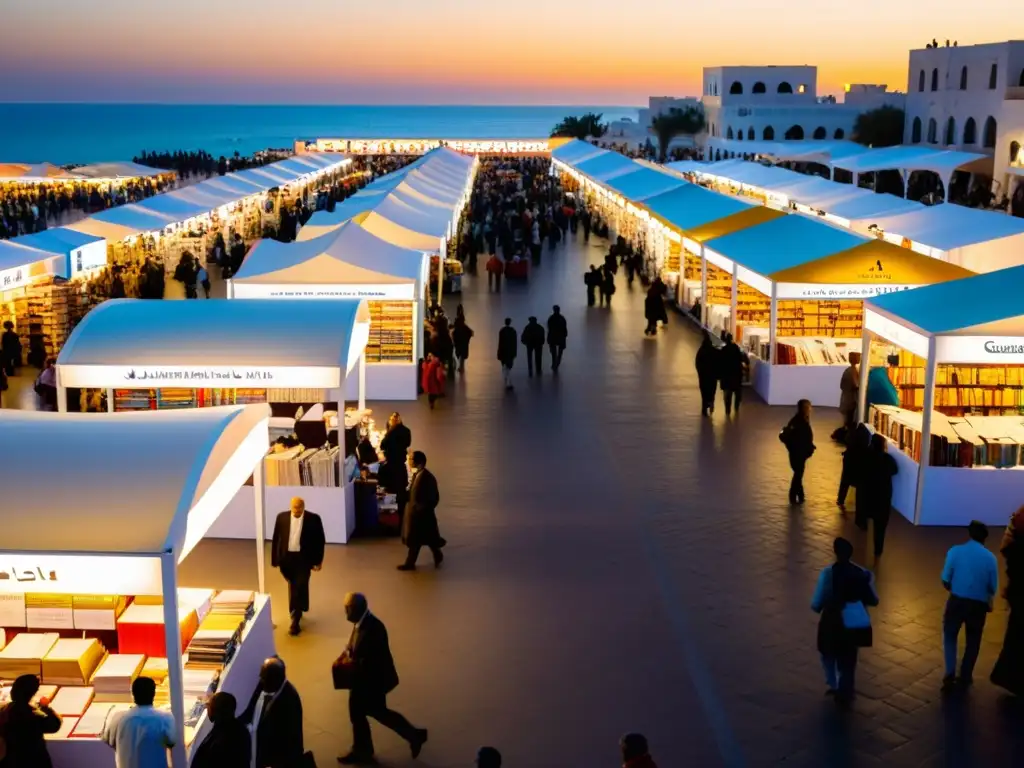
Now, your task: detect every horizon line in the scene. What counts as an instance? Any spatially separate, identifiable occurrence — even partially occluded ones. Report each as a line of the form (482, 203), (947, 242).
(0, 101), (644, 109)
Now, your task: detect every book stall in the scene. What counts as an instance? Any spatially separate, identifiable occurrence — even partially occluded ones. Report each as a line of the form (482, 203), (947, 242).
(55, 299), (371, 544)
(700, 215), (974, 407)
(313, 138), (551, 155)
(230, 219), (429, 401)
(687, 160), (808, 210)
(856, 266), (1024, 526)
(0, 406), (275, 768)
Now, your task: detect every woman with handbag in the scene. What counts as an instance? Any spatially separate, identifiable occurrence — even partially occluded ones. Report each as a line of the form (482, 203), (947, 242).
(811, 537), (880, 706)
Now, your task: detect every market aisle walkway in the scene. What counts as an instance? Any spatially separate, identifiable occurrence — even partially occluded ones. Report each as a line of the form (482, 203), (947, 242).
(156, 233), (1022, 766)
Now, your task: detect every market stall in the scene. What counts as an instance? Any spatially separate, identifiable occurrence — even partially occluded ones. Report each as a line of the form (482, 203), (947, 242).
(701, 216), (974, 406)
(55, 299), (370, 543)
(0, 405), (274, 768)
(230, 220), (429, 401)
(858, 266), (1024, 525)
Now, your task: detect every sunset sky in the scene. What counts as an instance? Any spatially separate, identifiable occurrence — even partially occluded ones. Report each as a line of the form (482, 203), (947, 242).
(0, 0), (1018, 104)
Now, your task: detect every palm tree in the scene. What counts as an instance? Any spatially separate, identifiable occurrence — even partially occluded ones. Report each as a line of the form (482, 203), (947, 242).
(550, 112), (608, 140)
(651, 107), (706, 162)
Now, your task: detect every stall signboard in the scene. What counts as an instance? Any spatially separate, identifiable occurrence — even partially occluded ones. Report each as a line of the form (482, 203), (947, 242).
(864, 310), (930, 360)
(736, 265), (772, 297)
(0, 264), (30, 291)
(233, 283), (416, 300)
(936, 336), (1024, 364)
(59, 364), (341, 389)
(777, 283), (918, 300)
(70, 241), (108, 277)
(0, 553), (163, 596)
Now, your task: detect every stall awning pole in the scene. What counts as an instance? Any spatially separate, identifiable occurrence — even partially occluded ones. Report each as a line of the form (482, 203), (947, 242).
(913, 337), (939, 526)
(768, 283), (778, 365)
(730, 265), (738, 338)
(700, 246), (708, 328)
(160, 551), (188, 768)
(358, 354), (367, 413)
(857, 331), (871, 423)
(254, 460), (267, 594)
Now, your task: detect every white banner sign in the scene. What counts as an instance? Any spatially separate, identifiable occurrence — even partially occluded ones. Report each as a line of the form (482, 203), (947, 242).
(777, 283), (918, 300)
(0, 264), (31, 291)
(58, 364), (341, 389)
(864, 310), (930, 359)
(316, 138), (549, 155)
(233, 283), (415, 300)
(0, 554), (163, 596)
(70, 241), (108, 276)
(935, 336), (1024, 364)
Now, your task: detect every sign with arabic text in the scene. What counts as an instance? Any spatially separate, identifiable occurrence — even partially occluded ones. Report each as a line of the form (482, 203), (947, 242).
(232, 283), (415, 300)
(0, 554), (163, 596)
(58, 364), (342, 389)
(777, 283), (918, 300)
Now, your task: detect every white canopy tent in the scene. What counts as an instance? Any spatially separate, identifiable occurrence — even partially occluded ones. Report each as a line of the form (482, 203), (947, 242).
(830, 146), (991, 202)
(0, 405), (273, 768)
(231, 221), (429, 401)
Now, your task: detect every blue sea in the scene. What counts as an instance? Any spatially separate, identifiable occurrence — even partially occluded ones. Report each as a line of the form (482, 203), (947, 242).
(0, 104), (639, 165)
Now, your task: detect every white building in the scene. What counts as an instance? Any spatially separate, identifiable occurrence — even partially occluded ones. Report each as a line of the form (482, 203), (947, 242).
(605, 96), (703, 149)
(903, 40), (1024, 204)
(701, 65), (903, 160)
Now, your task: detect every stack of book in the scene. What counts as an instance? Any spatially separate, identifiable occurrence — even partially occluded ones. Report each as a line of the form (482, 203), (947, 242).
(211, 591), (255, 619)
(185, 614), (244, 670)
(72, 595), (127, 631)
(71, 702), (131, 738)
(181, 667), (219, 701)
(41, 638), (107, 686)
(116, 603), (199, 657)
(92, 654), (145, 703)
(0, 633), (60, 678)
(50, 686), (95, 717)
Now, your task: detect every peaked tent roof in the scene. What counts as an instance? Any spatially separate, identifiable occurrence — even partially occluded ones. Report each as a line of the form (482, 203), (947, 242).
(705, 215), (866, 277)
(868, 204), (1024, 251)
(574, 152), (640, 181)
(17, 228), (105, 254)
(371, 193), (453, 238)
(298, 198), (382, 241)
(73, 161), (170, 179)
(866, 265), (1024, 335)
(234, 221), (425, 287)
(0, 240), (64, 273)
(830, 145), (991, 175)
(825, 192), (923, 222)
(603, 167), (687, 201)
(552, 139), (607, 165)
(770, 239), (975, 284)
(361, 211), (443, 251)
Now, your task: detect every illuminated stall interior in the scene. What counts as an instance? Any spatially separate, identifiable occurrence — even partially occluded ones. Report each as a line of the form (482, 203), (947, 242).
(858, 266), (1024, 525)
(0, 406), (273, 768)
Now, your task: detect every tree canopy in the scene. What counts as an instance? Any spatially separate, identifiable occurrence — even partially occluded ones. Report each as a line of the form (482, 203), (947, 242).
(852, 106), (905, 148)
(651, 107), (705, 162)
(550, 113), (607, 140)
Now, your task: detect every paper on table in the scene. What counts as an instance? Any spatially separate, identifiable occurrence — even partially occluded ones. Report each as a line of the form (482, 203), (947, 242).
(46, 716), (79, 740)
(26, 607), (75, 630)
(51, 686), (95, 717)
(0, 595), (26, 628)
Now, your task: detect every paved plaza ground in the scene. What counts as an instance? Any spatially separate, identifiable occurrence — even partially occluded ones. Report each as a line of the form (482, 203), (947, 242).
(8, 233), (1024, 766)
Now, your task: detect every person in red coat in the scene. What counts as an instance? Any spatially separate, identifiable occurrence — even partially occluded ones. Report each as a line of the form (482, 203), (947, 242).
(421, 353), (445, 409)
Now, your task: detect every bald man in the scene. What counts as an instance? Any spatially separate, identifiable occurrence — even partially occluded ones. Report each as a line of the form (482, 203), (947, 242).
(272, 497), (326, 636)
(240, 658), (303, 768)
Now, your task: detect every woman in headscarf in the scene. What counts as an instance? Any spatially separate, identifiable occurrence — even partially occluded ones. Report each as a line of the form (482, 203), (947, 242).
(991, 506), (1024, 695)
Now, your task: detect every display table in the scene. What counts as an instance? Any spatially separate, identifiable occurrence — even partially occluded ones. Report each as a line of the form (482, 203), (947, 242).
(750, 357), (846, 408)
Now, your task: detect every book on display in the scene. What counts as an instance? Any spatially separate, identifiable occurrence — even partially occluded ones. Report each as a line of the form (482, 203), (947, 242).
(92, 654), (145, 703)
(50, 686), (95, 717)
(41, 638), (106, 686)
(0, 633), (60, 678)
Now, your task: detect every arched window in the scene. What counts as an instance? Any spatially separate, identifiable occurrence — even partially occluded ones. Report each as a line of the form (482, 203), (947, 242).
(983, 116), (997, 148)
(752, 82), (766, 94)
(812, 127), (827, 139)
(918, 70), (926, 92)
(834, 128), (845, 139)
(963, 117), (977, 144)
(747, 127), (755, 140)
(714, 149), (722, 161)
(729, 81), (743, 95)
(945, 117), (956, 145)
(713, 82), (718, 96)
(927, 117), (938, 144)
(931, 68), (939, 91)
(763, 126), (775, 140)
(784, 125), (804, 140)
(1011, 141), (1021, 164)
(960, 66), (968, 90)
(778, 82), (794, 94)
(911, 117), (922, 143)
(726, 127), (734, 140)
(989, 63), (998, 89)
(736, 129), (744, 141)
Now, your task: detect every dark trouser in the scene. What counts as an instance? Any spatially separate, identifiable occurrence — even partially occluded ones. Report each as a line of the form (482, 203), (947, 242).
(549, 343), (564, 371)
(789, 456), (806, 503)
(821, 648), (859, 698)
(586, 287), (596, 306)
(349, 688), (419, 756)
(488, 272), (501, 292)
(531, 243), (541, 264)
(872, 509), (891, 556)
(723, 387), (741, 414)
(583, 227), (590, 242)
(944, 595), (989, 679)
(699, 382), (716, 413)
(404, 544), (443, 567)
(838, 474), (852, 506)
(645, 318), (658, 335)
(185, 283), (198, 299)
(201, 279), (211, 298)
(527, 346), (542, 376)
(280, 555), (311, 622)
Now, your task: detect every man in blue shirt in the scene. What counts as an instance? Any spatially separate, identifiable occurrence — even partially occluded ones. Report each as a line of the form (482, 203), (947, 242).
(941, 520), (999, 690)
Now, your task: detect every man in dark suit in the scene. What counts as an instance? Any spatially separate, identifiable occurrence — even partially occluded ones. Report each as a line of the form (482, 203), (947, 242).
(240, 658), (304, 768)
(546, 305), (567, 372)
(497, 317), (517, 391)
(398, 451), (445, 571)
(272, 497), (326, 635)
(338, 593), (427, 765)
(191, 692), (250, 768)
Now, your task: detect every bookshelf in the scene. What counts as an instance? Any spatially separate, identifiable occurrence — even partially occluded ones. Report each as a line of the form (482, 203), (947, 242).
(774, 299), (862, 339)
(112, 388), (325, 412)
(881, 348), (1024, 415)
(366, 301), (414, 363)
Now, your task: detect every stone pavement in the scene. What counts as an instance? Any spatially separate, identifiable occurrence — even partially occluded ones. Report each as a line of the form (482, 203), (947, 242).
(8, 231), (1022, 766)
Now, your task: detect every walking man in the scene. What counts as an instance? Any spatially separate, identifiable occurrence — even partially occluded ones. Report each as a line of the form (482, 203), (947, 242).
(941, 520), (999, 690)
(521, 316), (545, 377)
(546, 305), (568, 373)
(497, 317), (517, 391)
(338, 593), (428, 765)
(398, 451), (446, 571)
(271, 497), (326, 636)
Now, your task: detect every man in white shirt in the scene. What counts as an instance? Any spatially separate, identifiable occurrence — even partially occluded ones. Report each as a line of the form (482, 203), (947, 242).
(271, 497), (326, 636)
(941, 520), (999, 689)
(101, 677), (176, 768)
